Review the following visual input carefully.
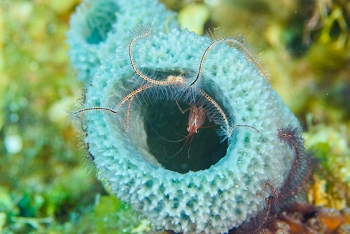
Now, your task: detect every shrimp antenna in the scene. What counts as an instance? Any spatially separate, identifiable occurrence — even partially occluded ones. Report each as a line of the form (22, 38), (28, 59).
(146, 117), (185, 143)
(165, 134), (194, 159)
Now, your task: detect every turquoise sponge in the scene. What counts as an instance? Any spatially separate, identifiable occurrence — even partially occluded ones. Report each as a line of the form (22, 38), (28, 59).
(67, 0), (178, 82)
(78, 26), (301, 233)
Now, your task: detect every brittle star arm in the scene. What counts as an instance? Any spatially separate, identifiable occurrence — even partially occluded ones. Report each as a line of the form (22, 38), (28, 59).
(190, 38), (269, 87)
(199, 89), (230, 133)
(129, 28), (181, 86)
(117, 84), (154, 131)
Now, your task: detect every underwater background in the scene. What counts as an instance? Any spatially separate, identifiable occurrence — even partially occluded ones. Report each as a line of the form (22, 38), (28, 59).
(0, 0), (349, 233)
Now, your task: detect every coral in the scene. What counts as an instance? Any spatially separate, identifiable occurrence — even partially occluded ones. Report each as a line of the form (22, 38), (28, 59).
(304, 120), (350, 210)
(261, 204), (350, 234)
(341, 207), (350, 224)
(67, 0), (314, 233)
(317, 207), (344, 232)
(67, 0), (178, 82)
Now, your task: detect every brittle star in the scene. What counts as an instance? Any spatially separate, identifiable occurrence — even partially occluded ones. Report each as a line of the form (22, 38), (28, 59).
(74, 25), (265, 139)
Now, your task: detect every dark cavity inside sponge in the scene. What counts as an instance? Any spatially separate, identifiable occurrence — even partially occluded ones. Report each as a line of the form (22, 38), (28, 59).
(145, 100), (228, 174)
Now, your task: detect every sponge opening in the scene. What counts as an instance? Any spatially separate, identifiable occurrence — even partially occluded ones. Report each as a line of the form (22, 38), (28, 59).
(83, 0), (119, 44)
(144, 100), (228, 174)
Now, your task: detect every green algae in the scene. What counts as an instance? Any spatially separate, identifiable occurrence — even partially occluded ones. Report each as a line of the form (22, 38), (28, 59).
(93, 196), (149, 233)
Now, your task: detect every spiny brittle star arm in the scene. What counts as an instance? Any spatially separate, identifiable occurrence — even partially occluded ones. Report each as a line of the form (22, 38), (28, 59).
(129, 28), (182, 86)
(190, 38), (269, 87)
(117, 84), (153, 110)
(199, 90), (259, 138)
(199, 89), (230, 133)
(117, 84), (154, 131)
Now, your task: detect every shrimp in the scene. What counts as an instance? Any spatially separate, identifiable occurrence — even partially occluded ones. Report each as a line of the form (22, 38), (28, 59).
(153, 100), (258, 159)
(173, 100), (259, 157)
(165, 101), (210, 158)
(176, 101), (208, 136)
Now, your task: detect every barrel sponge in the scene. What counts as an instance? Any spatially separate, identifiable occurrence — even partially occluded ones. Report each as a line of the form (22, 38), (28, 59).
(81, 28), (301, 233)
(66, 0), (178, 82)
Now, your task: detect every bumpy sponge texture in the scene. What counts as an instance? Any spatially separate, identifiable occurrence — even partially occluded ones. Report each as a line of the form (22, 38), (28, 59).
(80, 27), (301, 233)
(67, 0), (178, 82)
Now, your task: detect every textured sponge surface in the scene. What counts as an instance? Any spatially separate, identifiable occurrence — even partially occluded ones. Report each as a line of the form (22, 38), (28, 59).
(81, 27), (300, 233)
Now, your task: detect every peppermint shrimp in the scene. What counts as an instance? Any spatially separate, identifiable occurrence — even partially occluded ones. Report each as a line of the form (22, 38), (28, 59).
(165, 101), (211, 158)
(167, 101), (259, 158)
(176, 101), (208, 137)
